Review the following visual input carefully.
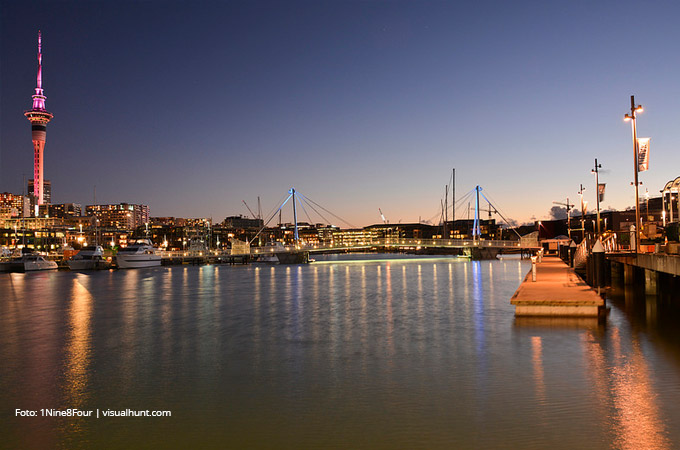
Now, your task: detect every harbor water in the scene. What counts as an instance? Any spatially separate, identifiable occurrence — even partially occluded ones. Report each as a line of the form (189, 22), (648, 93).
(2, 255), (680, 449)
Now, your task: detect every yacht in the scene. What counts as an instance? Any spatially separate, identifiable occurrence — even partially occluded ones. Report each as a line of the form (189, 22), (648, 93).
(115, 239), (162, 269)
(67, 245), (111, 270)
(0, 251), (58, 272)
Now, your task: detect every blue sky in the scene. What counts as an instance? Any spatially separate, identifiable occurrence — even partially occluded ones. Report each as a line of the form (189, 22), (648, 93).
(2, 0), (679, 226)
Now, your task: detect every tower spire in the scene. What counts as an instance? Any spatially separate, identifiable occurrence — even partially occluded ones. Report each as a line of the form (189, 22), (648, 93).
(32, 30), (46, 110)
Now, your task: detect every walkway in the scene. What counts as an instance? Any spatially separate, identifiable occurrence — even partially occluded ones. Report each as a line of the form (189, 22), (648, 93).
(510, 256), (605, 317)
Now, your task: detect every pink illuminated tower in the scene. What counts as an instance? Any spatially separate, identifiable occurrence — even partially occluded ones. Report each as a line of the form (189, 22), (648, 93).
(24, 30), (53, 212)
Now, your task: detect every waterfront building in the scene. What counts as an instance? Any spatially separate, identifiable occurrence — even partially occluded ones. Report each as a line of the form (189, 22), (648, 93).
(535, 210), (638, 241)
(0, 217), (65, 250)
(38, 202), (82, 219)
(24, 31), (53, 213)
(331, 227), (379, 247)
(222, 215), (265, 246)
(150, 217), (187, 227)
(86, 203), (150, 229)
(0, 193), (31, 218)
(223, 215), (263, 229)
(143, 218), (212, 250)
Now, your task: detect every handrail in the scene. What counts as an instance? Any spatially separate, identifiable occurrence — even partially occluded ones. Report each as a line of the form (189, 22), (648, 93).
(249, 238), (535, 253)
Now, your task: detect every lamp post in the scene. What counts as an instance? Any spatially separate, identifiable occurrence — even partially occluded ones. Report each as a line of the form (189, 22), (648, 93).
(578, 184), (586, 241)
(591, 159), (602, 236)
(661, 189), (667, 227)
(624, 95), (643, 253)
(645, 188), (650, 224)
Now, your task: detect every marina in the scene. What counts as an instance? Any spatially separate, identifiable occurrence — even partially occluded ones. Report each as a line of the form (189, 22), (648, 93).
(2, 1), (680, 448)
(2, 255), (680, 448)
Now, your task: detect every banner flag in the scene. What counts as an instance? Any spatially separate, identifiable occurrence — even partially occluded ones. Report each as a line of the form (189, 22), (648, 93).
(637, 137), (650, 172)
(598, 183), (606, 202)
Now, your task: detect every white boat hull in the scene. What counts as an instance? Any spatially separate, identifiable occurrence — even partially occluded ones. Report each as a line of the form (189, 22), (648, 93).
(23, 260), (58, 271)
(116, 255), (162, 269)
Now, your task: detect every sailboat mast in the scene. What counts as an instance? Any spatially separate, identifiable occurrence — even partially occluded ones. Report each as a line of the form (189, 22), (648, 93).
(452, 168), (455, 225)
(444, 185), (448, 238)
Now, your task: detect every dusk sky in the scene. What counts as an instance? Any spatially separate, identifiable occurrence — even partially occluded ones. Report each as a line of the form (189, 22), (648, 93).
(2, 0), (679, 227)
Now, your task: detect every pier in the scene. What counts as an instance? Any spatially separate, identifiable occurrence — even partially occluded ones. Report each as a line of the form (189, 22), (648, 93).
(607, 252), (680, 295)
(511, 256), (606, 317)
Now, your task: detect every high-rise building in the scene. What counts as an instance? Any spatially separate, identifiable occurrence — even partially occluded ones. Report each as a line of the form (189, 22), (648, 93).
(86, 203), (150, 230)
(28, 179), (51, 206)
(0, 193), (31, 218)
(24, 31), (53, 213)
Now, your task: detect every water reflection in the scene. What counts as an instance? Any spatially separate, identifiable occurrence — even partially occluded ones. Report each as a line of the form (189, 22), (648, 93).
(4, 257), (680, 449)
(60, 277), (94, 446)
(531, 336), (546, 404)
(583, 327), (671, 449)
(385, 263), (394, 361)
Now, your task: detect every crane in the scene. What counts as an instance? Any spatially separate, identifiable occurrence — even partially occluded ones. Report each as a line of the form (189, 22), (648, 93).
(379, 208), (387, 224)
(242, 200), (257, 219)
(552, 198), (575, 239)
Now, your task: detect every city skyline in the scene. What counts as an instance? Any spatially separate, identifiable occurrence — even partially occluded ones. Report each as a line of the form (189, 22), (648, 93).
(2, 1), (680, 226)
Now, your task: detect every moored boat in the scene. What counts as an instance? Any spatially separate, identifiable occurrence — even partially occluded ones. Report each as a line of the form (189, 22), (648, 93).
(0, 251), (58, 272)
(67, 245), (111, 270)
(115, 239), (162, 269)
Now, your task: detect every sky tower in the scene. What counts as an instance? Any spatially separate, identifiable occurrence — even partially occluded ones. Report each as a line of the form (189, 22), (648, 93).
(24, 30), (53, 213)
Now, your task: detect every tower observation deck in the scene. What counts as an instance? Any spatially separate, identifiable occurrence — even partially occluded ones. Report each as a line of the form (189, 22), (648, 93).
(24, 30), (53, 212)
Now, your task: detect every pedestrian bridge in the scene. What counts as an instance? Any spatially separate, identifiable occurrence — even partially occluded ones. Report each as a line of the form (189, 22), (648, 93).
(251, 238), (540, 260)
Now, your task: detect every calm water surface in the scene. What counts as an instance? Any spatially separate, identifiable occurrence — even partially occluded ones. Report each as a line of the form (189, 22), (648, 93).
(2, 255), (680, 449)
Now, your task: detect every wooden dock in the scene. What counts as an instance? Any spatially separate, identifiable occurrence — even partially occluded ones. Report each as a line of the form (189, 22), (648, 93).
(510, 256), (605, 317)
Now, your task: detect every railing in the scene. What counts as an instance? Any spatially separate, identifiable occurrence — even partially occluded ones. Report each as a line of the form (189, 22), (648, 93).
(250, 238), (536, 254)
(154, 239), (538, 258)
(600, 233), (620, 253)
(159, 249), (232, 258)
(574, 239), (588, 269)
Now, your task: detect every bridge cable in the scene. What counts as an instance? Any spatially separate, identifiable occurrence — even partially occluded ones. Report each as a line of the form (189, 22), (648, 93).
(296, 196), (314, 225)
(299, 196), (333, 226)
(479, 190), (522, 239)
(297, 192), (357, 229)
(248, 193), (293, 245)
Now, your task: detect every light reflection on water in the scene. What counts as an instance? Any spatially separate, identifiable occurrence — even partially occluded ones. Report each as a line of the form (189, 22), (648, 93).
(1, 256), (680, 449)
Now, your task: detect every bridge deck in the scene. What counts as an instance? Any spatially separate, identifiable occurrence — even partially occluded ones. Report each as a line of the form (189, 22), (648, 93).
(511, 256), (605, 317)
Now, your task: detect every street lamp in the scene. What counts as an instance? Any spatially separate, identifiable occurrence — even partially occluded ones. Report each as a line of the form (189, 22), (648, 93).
(578, 184), (586, 241)
(645, 188), (650, 224)
(591, 159), (602, 236)
(624, 95), (643, 252)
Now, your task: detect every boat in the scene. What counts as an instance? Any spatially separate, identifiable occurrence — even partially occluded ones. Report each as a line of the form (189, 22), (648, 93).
(0, 250), (58, 273)
(253, 242), (309, 264)
(23, 253), (59, 271)
(115, 239), (162, 269)
(254, 242), (286, 263)
(67, 245), (111, 270)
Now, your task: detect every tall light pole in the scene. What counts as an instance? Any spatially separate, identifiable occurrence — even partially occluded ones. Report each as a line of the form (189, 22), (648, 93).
(624, 95), (643, 253)
(661, 189), (667, 227)
(645, 188), (650, 224)
(591, 159), (602, 236)
(578, 184), (586, 241)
